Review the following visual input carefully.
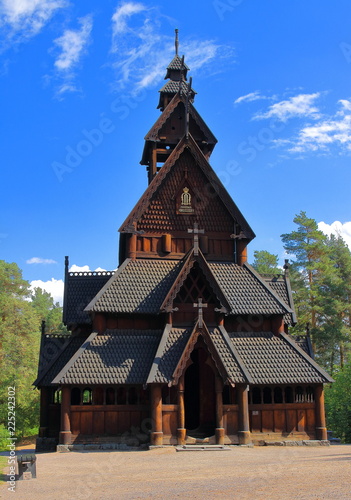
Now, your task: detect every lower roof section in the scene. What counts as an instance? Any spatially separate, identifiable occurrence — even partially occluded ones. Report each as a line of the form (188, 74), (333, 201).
(36, 324), (333, 388)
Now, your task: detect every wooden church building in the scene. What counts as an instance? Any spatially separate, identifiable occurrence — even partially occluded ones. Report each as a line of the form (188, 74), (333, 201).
(35, 32), (333, 449)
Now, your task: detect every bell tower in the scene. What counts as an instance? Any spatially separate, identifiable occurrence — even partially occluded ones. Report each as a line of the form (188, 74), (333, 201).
(140, 29), (217, 184)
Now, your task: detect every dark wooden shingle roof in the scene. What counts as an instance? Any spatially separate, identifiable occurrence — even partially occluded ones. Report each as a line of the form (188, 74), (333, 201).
(53, 329), (162, 385)
(64, 271), (113, 325)
(228, 331), (333, 384)
(85, 259), (183, 314)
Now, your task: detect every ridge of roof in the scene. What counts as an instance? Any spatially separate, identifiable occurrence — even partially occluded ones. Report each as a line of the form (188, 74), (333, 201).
(217, 325), (253, 384)
(166, 54), (190, 71)
(280, 331), (334, 383)
(84, 259), (131, 312)
(144, 92), (217, 144)
(243, 262), (293, 314)
(34, 334), (72, 387)
(146, 323), (172, 384)
(284, 274), (298, 324)
(52, 331), (99, 384)
(120, 134), (255, 240)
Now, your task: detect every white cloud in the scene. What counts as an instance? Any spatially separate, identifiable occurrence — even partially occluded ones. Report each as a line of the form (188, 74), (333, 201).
(318, 221), (351, 250)
(110, 3), (232, 90)
(0, 0), (67, 42)
(30, 278), (64, 305)
(27, 257), (58, 264)
(51, 14), (92, 95)
(53, 14), (92, 71)
(254, 93), (321, 122)
(69, 264), (90, 272)
(234, 91), (270, 105)
(288, 99), (351, 153)
(111, 2), (145, 39)
(68, 264), (108, 273)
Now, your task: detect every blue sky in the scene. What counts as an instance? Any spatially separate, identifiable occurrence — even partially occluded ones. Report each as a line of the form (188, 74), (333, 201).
(1, 0), (351, 304)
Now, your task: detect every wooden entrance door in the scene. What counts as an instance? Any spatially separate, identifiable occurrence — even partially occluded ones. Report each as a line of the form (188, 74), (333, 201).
(184, 346), (216, 437)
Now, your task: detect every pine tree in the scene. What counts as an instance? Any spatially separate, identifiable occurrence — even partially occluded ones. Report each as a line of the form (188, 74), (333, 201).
(281, 211), (330, 352)
(252, 250), (281, 275)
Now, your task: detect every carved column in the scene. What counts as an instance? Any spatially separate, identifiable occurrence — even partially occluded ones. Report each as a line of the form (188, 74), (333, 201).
(315, 384), (327, 440)
(215, 376), (225, 445)
(237, 384), (251, 445)
(39, 387), (49, 437)
(151, 384), (163, 446)
(59, 386), (72, 445)
(177, 376), (186, 444)
(129, 234), (137, 261)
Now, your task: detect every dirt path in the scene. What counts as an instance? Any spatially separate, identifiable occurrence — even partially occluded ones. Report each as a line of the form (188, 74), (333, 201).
(1, 445), (350, 499)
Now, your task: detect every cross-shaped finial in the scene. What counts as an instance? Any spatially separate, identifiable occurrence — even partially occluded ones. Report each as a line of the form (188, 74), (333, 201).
(188, 222), (204, 256)
(193, 298), (207, 328)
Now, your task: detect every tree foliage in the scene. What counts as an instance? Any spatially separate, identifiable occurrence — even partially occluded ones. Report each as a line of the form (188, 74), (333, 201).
(281, 211), (351, 374)
(252, 250), (281, 275)
(325, 365), (351, 442)
(0, 260), (66, 440)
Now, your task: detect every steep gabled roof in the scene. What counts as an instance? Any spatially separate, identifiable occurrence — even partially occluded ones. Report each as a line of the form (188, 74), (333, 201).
(63, 270), (114, 325)
(170, 320), (249, 386)
(228, 331), (334, 384)
(84, 259), (183, 315)
(121, 134), (255, 240)
(144, 92), (217, 144)
(146, 324), (192, 384)
(264, 273), (297, 325)
(166, 54), (189, 72)
(52, 329), (162, 385)
(34, 334), (87, 387)
(160, 248), (231, 313)
(208, 261), (293, 316)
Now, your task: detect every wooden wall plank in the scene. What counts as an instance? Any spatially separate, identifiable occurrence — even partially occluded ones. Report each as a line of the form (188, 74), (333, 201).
(80, 411), (93, 434)
(93, 411), (105, 435)
(105, 411), (118, 435)
(274, 410), (286, 432)
(71, 412), (81, 435)
(262, 410), (274, 432)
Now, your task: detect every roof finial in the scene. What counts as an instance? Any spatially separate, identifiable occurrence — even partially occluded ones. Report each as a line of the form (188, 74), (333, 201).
(175, 28), (179, 55)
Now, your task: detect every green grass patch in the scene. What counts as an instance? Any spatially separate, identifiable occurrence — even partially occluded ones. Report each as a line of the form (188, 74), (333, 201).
(0, 455), (8, 486)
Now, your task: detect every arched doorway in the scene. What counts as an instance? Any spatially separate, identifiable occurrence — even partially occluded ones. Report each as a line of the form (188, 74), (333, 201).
(184, 345), (216, 438)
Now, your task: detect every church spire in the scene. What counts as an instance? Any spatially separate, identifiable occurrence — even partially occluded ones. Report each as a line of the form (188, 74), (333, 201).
(175, 28), (179, 56)
(157, 29), (195, 111)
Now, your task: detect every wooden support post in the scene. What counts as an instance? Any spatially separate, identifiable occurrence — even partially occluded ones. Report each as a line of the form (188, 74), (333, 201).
(236, 240), (248, 266)
(59, 386), (72, 445)
(39, 387), (49, 438)
(129, 234), (137, 261)
(151, 384), (163, 446)
(93, 313), (106, 334)
(272, 315), (285, 335)
(163, 234), (172, 253)
(177, 377), (186, 445)
(215, 377), (225, 445)
(237, 385), (251, 445)
(315, 384), (327, 440)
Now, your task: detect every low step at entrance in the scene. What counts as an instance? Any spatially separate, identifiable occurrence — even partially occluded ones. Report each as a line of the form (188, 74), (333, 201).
(176, 445), (231, 452)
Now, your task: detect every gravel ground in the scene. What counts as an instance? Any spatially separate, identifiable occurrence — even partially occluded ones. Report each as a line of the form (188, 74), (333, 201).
(1, 445), (350, 499)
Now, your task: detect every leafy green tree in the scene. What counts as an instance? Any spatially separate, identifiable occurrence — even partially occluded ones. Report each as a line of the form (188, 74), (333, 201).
(252, 250), (281, 275)
(325, 364), (351, 443)
(0, 261), (41, 438)
(281, 211), (332, 351)
(0, 260), (67, 440)
(31, 287), (68, 335)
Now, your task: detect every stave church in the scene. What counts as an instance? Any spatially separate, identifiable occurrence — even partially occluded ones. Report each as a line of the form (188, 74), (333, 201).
(35, 31), (333, 450)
